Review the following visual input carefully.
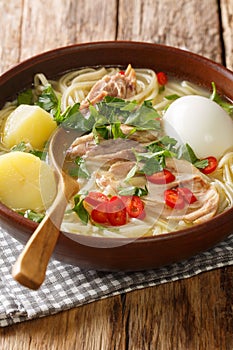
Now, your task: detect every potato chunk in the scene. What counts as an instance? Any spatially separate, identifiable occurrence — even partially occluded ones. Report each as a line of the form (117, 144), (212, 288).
(0, 151), (57, 211)
(2, 104), (57, 150)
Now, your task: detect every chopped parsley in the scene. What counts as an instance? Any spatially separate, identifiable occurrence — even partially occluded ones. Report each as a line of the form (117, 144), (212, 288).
(127, 136), (178, 179)
(19, 210), (45, 223)
(62, 97), (161, 137)
(72, 195), (89, 224)
(11, 141), (46, 160)
(17, 89), (34, 106)
(210, 82), (233, 115)
(178, 143), (208, 169)
(165, 94), (180, 101)
(37, 84), (60, 118)
(69, 156), (90, 179)
(118, 185), (148, 197)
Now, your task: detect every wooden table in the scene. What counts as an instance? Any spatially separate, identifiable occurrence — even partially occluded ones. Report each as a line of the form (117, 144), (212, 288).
(0, 1), (233, 349)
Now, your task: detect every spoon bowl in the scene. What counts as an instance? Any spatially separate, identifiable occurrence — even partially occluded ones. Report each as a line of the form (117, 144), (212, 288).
(12, 127), (80, 289)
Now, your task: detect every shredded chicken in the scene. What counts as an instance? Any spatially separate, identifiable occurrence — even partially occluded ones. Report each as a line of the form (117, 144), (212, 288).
(86, 138), (143, 159)
(64, 64), (220, 226)
(120, 124), (159, 145)
(67, 133), (96, 158)
(82, 139), (142, 178)
(169, 187), (219, 224)
(145, 158), (220, 224)
(108, 160), (136, 179)
(80, 64), (136, 109)
(67, 125), (158, 159)
(91, 156), (220, 224)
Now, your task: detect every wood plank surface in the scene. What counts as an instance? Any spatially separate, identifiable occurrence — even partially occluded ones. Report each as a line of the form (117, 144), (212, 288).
(221, 0), (233, 69)
(0, 0), (118, 74)
(118, 0), (222, 63)
(0, 0), (233, 349)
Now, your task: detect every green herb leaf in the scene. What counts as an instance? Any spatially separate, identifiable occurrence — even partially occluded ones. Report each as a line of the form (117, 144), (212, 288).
(54, 96), (161, 139)
(17, 89), (34, 106)
(179, 143), (199, 164)
(62, 103), (95, 132)
(53, 98), (62, 124)
(134, 136), (178, 175)
(124, 164), (138, 182)
(158, 85), (165, 93)
(178, 143), (209, 170)
(69, 157), (90, 178)
(93, 125), (109, 141)
(120, 100), (138, 112)
(141, 156), (163, 175)
(37, 84), (59, 117)
(210, 82), (233, 115)
(98, 96), (137, 119)
(110, 121), (125, 139)
(193, 159), (209, 169)
(124, 101), (160, 130)
(29, 149), (46, 160)
(11, 141), (46, 160)
(97, 97), (160, 131)
(118, 186), (148, 197)
(146, 136), (178, 154)
(11, 141), (27, 152)
(165, 94), (180, 101)
(20, 210), (45, 223)
(72, 195), (89, 224)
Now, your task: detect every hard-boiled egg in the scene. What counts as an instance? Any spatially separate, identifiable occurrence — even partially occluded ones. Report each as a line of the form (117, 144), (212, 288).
(163, 95), (233, 159)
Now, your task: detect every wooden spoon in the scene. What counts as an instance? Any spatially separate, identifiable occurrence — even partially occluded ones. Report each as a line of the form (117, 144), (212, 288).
(12, 127), (80, 290)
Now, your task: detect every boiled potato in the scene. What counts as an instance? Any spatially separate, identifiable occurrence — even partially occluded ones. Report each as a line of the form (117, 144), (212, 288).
(2, 104), (57, 150)
(0, 151), (57, 211)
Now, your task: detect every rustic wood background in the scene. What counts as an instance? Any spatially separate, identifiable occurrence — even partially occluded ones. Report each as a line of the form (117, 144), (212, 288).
(0, 0), (233, 349)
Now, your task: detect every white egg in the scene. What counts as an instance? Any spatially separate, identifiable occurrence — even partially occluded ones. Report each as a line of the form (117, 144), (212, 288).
(163, 95), (233, 159)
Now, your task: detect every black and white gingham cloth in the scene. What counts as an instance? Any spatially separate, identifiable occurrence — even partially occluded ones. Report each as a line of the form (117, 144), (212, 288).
(0, 226), (233, 327)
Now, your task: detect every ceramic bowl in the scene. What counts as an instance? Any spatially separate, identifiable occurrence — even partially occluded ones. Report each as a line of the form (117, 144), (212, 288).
(1, 41), (233, 270)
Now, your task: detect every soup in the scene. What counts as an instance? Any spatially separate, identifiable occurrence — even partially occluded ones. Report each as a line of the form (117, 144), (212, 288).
(0, 65), (233, 238)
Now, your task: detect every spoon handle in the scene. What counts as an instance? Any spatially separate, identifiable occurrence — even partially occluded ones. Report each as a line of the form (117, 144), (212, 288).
(12, 197), (67, 290)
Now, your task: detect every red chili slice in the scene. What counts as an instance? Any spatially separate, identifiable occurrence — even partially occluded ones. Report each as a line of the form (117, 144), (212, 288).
(121, 196), (145, 219)
(91, 202), (109, 224)
(157, 72), (168, 85)
(200, 156), (218, 175)
(84, 191), (108, 208)
(146, 169), (175, 184)
(107, 196), (127, 226)
(164, 189), (185, 209)
(177, 187), (197, 204)
(119, 70), (125, 75)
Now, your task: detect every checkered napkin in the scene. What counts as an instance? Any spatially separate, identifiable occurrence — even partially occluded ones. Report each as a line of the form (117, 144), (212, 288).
(0, 226), (233, 327)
